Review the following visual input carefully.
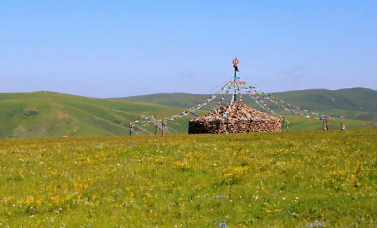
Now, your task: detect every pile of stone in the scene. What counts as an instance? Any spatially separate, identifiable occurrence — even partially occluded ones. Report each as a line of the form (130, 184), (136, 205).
(188, 103), (281, 134)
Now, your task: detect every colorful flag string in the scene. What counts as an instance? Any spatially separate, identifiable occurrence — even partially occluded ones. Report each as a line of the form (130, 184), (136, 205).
(130, 77), (342, 133)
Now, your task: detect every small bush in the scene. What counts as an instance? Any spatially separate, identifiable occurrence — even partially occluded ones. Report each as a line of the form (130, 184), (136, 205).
(23, 110), (38, 116)
(113, 119), (123, 124)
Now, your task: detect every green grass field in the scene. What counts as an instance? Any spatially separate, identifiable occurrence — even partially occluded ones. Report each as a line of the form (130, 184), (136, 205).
(0, 129), (376, 227)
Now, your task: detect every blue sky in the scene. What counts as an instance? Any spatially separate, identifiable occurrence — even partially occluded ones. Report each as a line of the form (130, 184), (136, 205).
(1, 0), (376, 98)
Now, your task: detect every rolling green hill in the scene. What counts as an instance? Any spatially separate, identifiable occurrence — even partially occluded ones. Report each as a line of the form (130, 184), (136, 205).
(117, 87), (377, 121)
(0, 89), (376, 139)
(0, 91), (202, 139)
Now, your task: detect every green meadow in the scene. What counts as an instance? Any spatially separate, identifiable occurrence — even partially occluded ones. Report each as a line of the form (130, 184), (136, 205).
(0, 129), (376, 227)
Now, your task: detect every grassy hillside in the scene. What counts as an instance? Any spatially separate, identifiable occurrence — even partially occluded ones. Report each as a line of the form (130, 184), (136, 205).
(0, 91), (203, 139)
(117, 87), (377, 121)
(0, 90), (375, 139)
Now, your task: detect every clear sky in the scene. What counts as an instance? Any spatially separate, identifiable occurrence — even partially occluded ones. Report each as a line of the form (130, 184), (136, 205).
(1, 0), (377, 98)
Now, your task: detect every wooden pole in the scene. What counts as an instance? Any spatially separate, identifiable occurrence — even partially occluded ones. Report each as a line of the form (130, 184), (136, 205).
(161, 121), (164, 136)
(232, 57), (239, 104)
(155, 125), (157, 135)
(217, 120), (221, 134)
(233, 68), (237, 103)
(129, 123), (132, 136)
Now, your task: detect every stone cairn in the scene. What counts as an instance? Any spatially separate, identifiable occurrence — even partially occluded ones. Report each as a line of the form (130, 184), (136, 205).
(188, 103), (281, 134)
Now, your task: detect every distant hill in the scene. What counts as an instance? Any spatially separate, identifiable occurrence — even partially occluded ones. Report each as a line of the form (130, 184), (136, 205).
(0, 91), (198, 139)
(0, 88), (376, 139)
(116, 87), (377, 121)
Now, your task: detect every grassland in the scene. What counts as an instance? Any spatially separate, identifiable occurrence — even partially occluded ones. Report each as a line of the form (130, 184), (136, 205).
(0, 129), (376, 227)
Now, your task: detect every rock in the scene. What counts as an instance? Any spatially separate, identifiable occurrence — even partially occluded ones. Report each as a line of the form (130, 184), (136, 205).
(188, 103), (281, 134)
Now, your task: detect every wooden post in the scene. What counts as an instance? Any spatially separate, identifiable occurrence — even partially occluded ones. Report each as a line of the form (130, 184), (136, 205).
(326, 119), (329, 131)
(233, 68), (237, 103)
(281, 117), (285, 132)
(155, 125), (157, 135)
(286, 121), (289, 132)
(232, 57), (239, 104)
(323, 119), (328, 131)
(129, 123), (132, 136)
(161, 121), (164, 136)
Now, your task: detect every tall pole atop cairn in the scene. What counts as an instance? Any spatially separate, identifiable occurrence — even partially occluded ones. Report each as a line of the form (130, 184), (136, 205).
(232, 57), (239, 103)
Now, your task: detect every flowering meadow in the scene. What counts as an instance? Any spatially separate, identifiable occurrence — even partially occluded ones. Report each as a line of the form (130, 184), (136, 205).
(0, 129), (376, 227)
